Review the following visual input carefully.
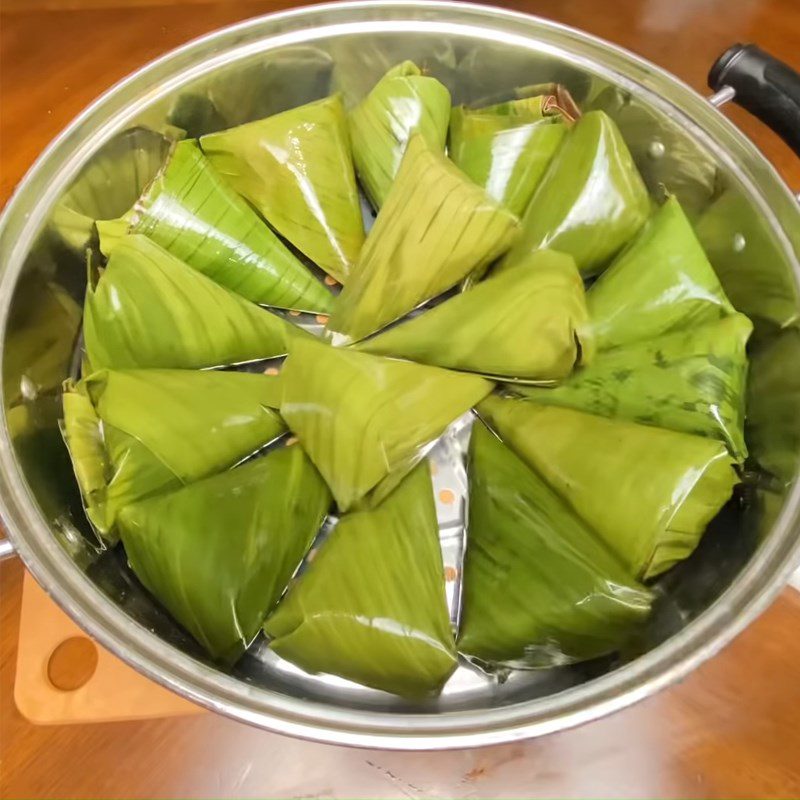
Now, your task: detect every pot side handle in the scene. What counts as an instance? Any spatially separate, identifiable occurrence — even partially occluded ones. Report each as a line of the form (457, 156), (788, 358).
(709, 43), (800, 157)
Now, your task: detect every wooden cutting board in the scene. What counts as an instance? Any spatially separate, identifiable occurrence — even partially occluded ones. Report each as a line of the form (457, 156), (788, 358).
(14, 572), (203, 724)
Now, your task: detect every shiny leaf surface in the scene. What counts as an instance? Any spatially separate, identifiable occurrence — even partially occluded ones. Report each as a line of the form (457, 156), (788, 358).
(500, 111), (650, 276)
(201, 95), (364, 283)
(119, 445), (330, 664)
(265, 463), (457, 698)
(478, 396), (738, 580)
(280, 336), (491, 510)
(83, 235), (297, 370)
(459, 421), (652, 666)
(515, 314), (752, 460)
(102, 140), (333, 312)
(327, 134), (519, 344)
(588, 196), (736, 350)
(449, 95), (567, 217)
(357, 250), (592, 382)
(349, 61), (451, 210)
(68, 368), (285, 533)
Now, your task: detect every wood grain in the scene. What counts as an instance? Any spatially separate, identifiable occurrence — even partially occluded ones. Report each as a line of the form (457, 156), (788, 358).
(3, 557), (800, 799)
(1, 1), (800, 797)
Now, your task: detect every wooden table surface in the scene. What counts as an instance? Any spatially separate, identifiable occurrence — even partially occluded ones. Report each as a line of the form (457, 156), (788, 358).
(1, 0), (800, 797)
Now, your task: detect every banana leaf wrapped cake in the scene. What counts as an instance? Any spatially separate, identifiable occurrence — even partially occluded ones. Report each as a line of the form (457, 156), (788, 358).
(348, 61), (451, 210)
(478, 395), (739, 580)
(449, 92), (569, 216)
(357, 249), (593, 382)
(120, 444), (330, 664)
(327, 133), (519, 344)
(280, 335), (491, 510)
(515, 314), (752, 460)
(460, 421), (652, 667)
(98, 140), (333, 313)
(201, 94), (364, 283)
(56, 67), (756, 694)
(500, 110), (650, 276)
(587, 196), (737, 351)
(264, 462), (457, 697)
(84, 235), (298, 370)
(62, 368), (285, 539)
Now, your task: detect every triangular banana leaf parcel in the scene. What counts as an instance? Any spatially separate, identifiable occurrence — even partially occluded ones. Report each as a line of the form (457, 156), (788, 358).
(264, 462), (457, 698)
(587, 196), (737, 351)
(280, 336), (491, 511)
(83, 235), (298, 370)
(459, 421), (652, 667)
(516, 314), (753, 460)
(449, 95), (568, 217)
(478, 396), (738, 580)
(98, 140), (333, 313)
(500, 110), (650, 277)
(201, 95), (364, 283)
(357, 250), (593, 382)
(327, 134), (519, 344)
(119, 445), (331, 664)
(348, 61), (451, 210)
(62, 368), (285, 538)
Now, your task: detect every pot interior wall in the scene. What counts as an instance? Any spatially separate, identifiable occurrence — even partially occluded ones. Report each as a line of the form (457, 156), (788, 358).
(3, 25), (799, 715)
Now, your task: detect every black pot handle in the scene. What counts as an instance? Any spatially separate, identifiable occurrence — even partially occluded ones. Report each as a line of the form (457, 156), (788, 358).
(708, 43), (800, 157)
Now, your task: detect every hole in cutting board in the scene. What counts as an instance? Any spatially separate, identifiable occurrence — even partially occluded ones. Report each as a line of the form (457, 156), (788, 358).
(47, 636), (98, 691)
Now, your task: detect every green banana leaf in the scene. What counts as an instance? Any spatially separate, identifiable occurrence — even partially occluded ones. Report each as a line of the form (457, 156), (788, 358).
(83, 234), (298, 370)
(587, 196), (736, 350)
(63, 368), (286, 537)
(348, 61), (451, 210)
(499, 110), (650, 277)
(280, 335), (491, 511)
(357, 250), (593, 382)
(746, 328), (800, 486)
(61, 380), (111, 536)
(461, 82), (581, 121)
(449, 96), (568, 217)
(4, 278), (81, 408)
(119, 444), (331, 664)
(96, 212), (134, 257)
(514, 314), (752, 460)
(98, 141), (333, 313)
(201, 95), (364, 283)
(264, 462), (457, 697)
(327, 134), (519, 344)
(478, 396), (738, 580)
(459, 421), (652, 666)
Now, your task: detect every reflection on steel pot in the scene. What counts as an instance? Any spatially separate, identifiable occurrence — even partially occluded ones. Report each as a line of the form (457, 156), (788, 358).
(0, 2), (799, 750)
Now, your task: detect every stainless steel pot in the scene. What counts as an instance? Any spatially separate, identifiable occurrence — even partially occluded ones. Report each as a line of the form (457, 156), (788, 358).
(1, 1), (799, 750)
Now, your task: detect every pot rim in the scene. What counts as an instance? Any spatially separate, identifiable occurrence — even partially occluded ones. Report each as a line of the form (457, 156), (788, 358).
(1, 0), (799, 749)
